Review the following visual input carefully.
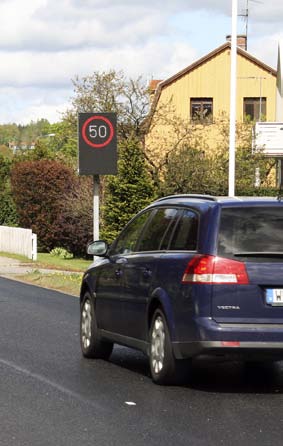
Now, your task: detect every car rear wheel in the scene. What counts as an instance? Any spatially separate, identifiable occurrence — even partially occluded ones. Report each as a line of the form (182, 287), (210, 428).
(149, 309), (190, 385)
(80, 292), (113, 359)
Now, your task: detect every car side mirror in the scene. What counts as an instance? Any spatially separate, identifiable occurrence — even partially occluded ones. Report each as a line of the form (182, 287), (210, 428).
(87, 240), (108, 256)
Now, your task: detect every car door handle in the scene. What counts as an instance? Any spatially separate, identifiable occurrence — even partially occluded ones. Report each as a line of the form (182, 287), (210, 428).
(115, 268), (123, 278)
(143, 268), (152, 279)
(115, 258), (127, 278)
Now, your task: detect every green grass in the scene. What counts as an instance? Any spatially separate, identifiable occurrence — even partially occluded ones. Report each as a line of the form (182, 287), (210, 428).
(36, 253), (91, 272)
(0, 251), (91, 272)
(16, 271), (83, 296)
(0, 251), (92, 295)
(0, 251), (31, 262)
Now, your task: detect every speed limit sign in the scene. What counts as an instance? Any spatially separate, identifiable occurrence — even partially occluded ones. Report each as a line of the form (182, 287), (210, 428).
(78, 113), (117, 175)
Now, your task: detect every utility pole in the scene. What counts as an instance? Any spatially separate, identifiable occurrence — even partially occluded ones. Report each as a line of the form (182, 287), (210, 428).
(229, 0), (238, 197)
(276, 42), (283, 187)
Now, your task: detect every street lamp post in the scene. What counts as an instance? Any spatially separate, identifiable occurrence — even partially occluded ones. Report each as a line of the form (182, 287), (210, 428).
(229, 0), (238, 197)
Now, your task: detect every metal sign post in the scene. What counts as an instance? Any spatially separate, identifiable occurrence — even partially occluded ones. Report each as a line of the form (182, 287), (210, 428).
(93, 175), (100, 241)
(78, 113), (117, 241)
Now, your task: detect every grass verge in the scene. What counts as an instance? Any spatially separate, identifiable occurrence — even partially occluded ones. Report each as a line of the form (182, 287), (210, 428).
(12, 271), (83, 296)
(35, 253), (91, 272)
(0, 251), (91, 271)
(0, 251), (91, 296)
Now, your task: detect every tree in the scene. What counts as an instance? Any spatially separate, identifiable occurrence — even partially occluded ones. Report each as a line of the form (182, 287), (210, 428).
(161, 147), (228, 196)
(0, 192), (18, 226)
(101, 137), (156, 242)
(17, 119), (50, 146)
(161, 117), (277, 197)
(0, 124), (19, 146)
(45, 120), (78, 160)
(65, 70), (150, 141)
(0, 144), (13, 158)
(13, 139), (56, 162)
(144, 100), (213, 188)
(0, 154), (18, 226)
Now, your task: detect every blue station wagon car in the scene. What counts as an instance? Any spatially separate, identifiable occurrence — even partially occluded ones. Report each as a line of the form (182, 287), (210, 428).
(80, 195), (283, 384)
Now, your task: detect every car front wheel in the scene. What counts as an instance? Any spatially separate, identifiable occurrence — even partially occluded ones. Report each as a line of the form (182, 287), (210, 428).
(80, 292), (113, 359)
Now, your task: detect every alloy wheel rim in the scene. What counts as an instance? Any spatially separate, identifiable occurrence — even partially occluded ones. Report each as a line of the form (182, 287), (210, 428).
(151, 315), (165, 374)
(81, 299), (92, 349)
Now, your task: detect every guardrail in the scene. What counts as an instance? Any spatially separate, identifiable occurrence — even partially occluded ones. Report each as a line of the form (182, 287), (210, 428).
(0, 226), (37, 260)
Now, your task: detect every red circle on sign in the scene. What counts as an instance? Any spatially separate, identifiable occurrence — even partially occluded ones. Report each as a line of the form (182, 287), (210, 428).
(82, 115), (114, 148)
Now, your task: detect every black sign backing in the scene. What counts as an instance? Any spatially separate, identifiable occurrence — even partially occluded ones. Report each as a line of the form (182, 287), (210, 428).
(78, 112), (117, 175)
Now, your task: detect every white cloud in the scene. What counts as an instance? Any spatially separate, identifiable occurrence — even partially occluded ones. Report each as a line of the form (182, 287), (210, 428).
(0, 39), (197, 124)
(0, 0), (174, 51)
(0, 0), (283, 123)
(0, 86), (69, 124)
(249, 33), (283, 69)
(0, 38), (196, 89)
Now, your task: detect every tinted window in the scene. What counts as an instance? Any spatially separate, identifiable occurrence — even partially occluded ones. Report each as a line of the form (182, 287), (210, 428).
(112, 211), (150, 255)
(218, 207), (283, 256)
(137, 208), (178, 252)
(170, 210), (198, 250)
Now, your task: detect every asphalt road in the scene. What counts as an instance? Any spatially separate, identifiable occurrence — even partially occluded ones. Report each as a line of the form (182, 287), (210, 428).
(1, 278), (283, 446)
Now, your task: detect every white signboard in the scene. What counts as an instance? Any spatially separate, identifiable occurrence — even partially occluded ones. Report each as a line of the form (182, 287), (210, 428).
(253, 122), (283, 157)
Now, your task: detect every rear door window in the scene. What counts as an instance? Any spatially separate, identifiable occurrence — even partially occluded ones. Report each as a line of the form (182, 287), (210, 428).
(137, 208), (179, 252)
(218, 206), (283, 257)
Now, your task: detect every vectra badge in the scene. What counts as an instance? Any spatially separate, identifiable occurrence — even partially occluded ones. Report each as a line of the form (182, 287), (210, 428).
(217, 305), (240, 310)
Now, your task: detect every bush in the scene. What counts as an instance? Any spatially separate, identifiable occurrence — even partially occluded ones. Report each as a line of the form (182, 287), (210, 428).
(235, 186), (279, 197)
(50, 247), (74, 259)
(0, 191), (18, 226)
(11, 159), (77, 251)
(0, 154), (19, 225)
(55, 176), (93, 257)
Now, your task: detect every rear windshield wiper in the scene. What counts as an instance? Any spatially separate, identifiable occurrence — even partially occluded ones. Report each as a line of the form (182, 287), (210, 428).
(233, 252), (283, 257)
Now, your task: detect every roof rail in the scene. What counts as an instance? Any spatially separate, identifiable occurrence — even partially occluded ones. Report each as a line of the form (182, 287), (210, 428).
(155, 194), (218, 202)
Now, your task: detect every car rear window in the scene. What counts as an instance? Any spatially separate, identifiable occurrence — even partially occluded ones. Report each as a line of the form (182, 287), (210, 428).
(218, 206), (283, 257)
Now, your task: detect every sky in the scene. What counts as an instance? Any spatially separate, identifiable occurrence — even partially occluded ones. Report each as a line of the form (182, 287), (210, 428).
(0, 0), (283, 125)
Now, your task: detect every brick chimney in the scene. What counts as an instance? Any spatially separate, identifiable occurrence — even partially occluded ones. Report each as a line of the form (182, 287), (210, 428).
(226, 34), (247, 51)
(149, 80), (162, 94)
(148, 80), (162, 103)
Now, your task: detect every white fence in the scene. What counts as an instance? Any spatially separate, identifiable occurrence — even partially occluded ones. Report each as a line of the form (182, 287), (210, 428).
(0, 226), (37, 260)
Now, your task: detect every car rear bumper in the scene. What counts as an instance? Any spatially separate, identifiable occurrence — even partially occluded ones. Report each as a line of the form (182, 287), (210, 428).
(173, 317), (283, 359)
(173, 340), (283, 359)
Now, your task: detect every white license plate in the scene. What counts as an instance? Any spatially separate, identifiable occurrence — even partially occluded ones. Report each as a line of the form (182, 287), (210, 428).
(266, 289), (283, 306)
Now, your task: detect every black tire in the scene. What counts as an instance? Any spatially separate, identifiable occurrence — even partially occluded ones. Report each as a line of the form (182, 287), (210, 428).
(149, 309), (190, 385)
(80, 292), (113, 359)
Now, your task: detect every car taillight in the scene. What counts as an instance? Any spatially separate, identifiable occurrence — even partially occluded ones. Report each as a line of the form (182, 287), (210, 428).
(182, 255), (249, 285)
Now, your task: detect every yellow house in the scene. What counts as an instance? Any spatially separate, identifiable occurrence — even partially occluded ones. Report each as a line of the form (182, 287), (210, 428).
(145, 36), (277, 175)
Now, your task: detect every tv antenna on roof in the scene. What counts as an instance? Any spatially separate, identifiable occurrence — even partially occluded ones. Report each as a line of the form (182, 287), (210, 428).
(238, 0), (263, 49)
